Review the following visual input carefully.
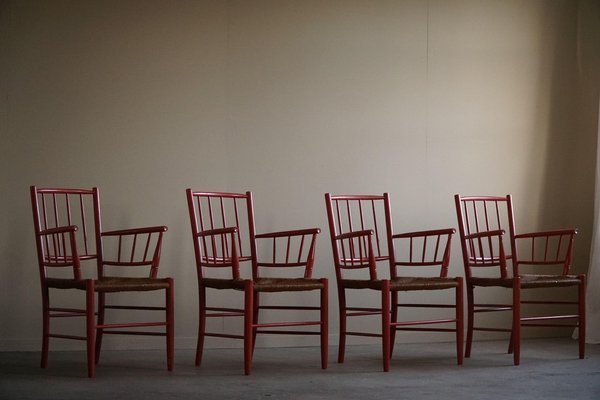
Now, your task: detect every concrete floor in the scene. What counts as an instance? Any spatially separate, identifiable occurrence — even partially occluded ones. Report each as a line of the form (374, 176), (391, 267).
(0, 338), (598, 400)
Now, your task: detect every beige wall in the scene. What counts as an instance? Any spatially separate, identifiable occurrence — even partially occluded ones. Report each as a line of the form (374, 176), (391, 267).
(1, 0), (597, 351)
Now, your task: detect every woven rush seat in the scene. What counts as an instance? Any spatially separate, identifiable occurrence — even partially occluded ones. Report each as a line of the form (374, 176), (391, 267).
(341, 277), (459, 291)
(45, 277), (171, 292)
(202, 277), (249, 290)
(253, 277), (325, 292)
(469, 274), (581, 289)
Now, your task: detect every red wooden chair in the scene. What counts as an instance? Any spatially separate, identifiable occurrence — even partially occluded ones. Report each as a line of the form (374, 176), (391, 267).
(30, 186), (174, 378)
(186, 190), (328, 375)
(454, 194), (585, 364)
(324, 193), (463, 371)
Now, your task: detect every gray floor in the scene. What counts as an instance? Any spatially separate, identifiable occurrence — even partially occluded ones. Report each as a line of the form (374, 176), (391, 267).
(0, 338), (598, 400)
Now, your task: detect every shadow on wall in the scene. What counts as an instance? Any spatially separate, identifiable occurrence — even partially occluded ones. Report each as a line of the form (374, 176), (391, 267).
(536, 2), (595, 276)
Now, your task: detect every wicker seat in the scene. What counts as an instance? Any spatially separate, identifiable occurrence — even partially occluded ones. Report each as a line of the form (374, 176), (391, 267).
(325, 193), (464, 372)
(30, 186), (174, 378)
(454, 194), (585, 365)
(186, 190), (328, 375)
(45, 277), (171, 292)
(253, 277), (326, 292)
(469, 274), (582, 289)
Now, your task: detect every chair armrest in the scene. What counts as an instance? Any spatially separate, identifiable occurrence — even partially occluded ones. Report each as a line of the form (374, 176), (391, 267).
(196, 227), (238, 238)
(256, 227), (320, 239)
(39, 225), (78, 236)
(464, 229), (505, 240)
(102, 226), (168, 236)
(38, 225), (81, 270)
(392, 228), (455, 239)
(335, 229), (373, 241)
(515, 228), (578, 239)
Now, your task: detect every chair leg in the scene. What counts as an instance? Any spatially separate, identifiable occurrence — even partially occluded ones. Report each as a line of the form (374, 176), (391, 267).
(337, 287), (347, 364)
(252, 291), (260, 355)
(382, 280), (391, 372)
(166, 278), (174, 371)
(244, 281), (254, 375)
(578, 275), (586, 359)
(512, 277), (521, 366)
(320, 278), (329, 370)
(456, 278), (464, 365)
(508, 324), (514, 354)
(465, 284), (474, 358)
(85, 280), (96, 378)
(95, 292), (106, 364)
(390, 291), (398, 358)
(195, 285), (207, 367)
(40, 286), (50, 369)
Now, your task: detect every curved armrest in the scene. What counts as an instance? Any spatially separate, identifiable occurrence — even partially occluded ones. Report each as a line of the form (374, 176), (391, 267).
(464, 229), (505, 240)
(256, 227), (320, 239)
(515, 228), (578, 239)
(102, 226), (168, 236)
(335, 229), (373, 241)
(196, 227), (238, 238)
(392, 228), (455, 239)
(39, 225), (78, 236)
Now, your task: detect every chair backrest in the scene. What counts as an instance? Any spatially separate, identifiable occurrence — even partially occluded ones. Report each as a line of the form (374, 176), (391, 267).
(186, 190), (256, 279)
(324, 193), (393, 281)
(30, 186), (102, 281)
(454, 194), (516, 279)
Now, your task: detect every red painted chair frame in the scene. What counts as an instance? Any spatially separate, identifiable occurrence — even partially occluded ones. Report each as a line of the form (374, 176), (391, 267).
(454, 194), (585, 365)
(325, 193), (463, 371)
(30, 186), (174, 378)
(186, 190), (327, 375)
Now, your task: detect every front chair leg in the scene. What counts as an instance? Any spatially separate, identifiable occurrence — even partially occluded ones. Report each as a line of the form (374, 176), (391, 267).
(512, 277), (521, 366)
(85, 280), (96, 378)
(465, 284), (474, 358)
(40, 286), (50, 369)
(578, 275), (586, 359)
(244, 281), (254, 375)
(95, 292), (106, 364)
(337, 288), (347, 364)
(382, 280), (391, 372)
(252, 291), (260, 355)
(390, 291), (398, 358)
(196, 285), (207, 367)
